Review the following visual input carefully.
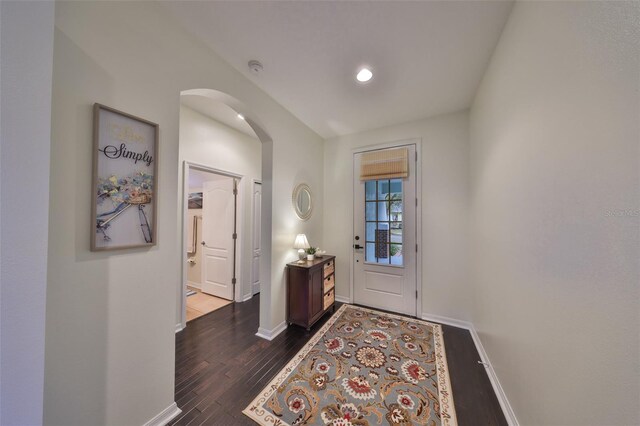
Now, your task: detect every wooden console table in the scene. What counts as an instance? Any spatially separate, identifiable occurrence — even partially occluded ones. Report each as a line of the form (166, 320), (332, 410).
(286, 255), (336, 330)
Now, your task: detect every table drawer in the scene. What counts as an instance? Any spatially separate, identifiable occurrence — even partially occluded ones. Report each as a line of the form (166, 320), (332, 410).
(323, 259), (335, 278)
(323, 288), (335, 310)
(323, 274), (335, 293)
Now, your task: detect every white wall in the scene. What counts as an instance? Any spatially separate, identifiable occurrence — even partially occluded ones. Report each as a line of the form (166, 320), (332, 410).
(0, 2), (54, 424)
(45, 2), (323, 425)
(470, 1), (640, 424)
(180, 105), (262, 307)
(323, 111), (470, 321)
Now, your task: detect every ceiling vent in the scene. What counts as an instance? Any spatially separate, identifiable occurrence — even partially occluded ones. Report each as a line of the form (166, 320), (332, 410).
(248, 60), (263, 74)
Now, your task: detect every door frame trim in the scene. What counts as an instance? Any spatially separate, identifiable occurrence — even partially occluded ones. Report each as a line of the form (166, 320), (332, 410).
(180, 161), (244, 329)
(349, 139), (422, 319)
(250, 179), (262, 296)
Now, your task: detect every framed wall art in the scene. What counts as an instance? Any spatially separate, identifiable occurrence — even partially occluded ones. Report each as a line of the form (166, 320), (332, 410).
(91, 103), (159, 251)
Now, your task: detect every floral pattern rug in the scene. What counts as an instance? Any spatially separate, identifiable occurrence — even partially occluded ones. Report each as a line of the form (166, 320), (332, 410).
(243, 304), (457, 425)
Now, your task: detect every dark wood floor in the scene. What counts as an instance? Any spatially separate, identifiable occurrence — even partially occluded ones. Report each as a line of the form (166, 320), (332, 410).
(171, 295), (507, 426)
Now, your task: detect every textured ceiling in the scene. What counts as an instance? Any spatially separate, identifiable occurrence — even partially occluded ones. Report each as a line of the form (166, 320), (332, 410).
(165, 1), (513, 139)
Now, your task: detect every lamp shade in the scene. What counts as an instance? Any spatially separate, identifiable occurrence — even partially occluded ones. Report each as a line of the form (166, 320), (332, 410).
(293, 234), (310, 249)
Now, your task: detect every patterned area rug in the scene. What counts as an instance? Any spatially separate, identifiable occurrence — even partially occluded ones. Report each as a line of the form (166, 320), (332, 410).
(243, 304), (457, 425)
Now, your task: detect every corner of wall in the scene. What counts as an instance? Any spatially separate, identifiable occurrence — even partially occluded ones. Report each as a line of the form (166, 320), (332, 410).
(1, 1), (55, 424)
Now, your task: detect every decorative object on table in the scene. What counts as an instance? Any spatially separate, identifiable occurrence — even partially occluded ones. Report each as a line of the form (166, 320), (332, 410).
(292, 183), (313, 221)
(306, 247), (317, 261)
(91, 103), (159, 251)
(294, 234), (310, 263)
(285, 256), (335, 331)
(315, 248), (326, 258)
(244, 304), (457, 426)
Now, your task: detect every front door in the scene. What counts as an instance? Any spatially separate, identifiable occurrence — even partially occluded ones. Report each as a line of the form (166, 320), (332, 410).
(201, 178), (236, 300)
(353, 145), (417, 316)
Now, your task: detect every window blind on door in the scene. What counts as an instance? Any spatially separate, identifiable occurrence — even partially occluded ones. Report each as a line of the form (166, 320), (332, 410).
(360, 147), (409, 180)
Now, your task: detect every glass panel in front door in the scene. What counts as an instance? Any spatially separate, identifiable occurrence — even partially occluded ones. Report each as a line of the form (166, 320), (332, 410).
(364, 179), (403, 265)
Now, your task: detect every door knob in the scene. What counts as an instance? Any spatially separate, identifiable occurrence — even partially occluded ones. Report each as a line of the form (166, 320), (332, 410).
(201, 241), (205, 246)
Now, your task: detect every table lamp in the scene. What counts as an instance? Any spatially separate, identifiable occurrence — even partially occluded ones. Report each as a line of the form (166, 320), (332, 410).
(294, 234), (310, 262)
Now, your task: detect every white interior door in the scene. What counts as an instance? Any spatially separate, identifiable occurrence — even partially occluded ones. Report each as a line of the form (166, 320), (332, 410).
(353, 145), (417, 316)
(251, 182), (262, 295)
(201, 178), (235, 300)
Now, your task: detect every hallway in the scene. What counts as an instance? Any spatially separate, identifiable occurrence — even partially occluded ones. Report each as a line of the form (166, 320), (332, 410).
(172, 296), (506, 425)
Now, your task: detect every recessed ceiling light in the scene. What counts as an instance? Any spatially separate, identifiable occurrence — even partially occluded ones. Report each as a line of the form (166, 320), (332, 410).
(356, 67), (373, 82)
(237, 113), (245, 120)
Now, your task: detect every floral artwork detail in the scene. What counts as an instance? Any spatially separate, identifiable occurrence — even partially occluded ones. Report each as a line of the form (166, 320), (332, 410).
(95, 172), (154, 243)
(243, 305), (457, 425)
(97, 172), (153, 205)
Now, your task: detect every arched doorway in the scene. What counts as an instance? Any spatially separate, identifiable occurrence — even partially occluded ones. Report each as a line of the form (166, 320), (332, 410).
(177, 88), (273, 330)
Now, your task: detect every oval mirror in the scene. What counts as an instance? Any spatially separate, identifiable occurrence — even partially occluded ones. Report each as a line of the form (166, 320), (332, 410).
(292, 183), (313, 221)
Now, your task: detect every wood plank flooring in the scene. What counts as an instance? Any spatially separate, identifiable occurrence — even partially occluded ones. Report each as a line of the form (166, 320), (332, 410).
(171, 295), (507, 425)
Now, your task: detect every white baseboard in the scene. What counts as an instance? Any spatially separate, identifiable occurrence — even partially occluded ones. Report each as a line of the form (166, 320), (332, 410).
(143, 402), (181, 426)
(186, 281), (201, 290)
(335, 295), (351, 304)
(252, 283), (260, 295)
(255, 321), (287, 341)
(421, 312), (473, 330)
(175, 323), (184, 333)
(421, 313), (519, 426)
(242, 293), (253, 302)
(469, 327), (519, 425)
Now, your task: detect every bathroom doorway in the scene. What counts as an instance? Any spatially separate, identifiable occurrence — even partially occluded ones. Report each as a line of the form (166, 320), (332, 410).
(185, 167), (239, 321)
